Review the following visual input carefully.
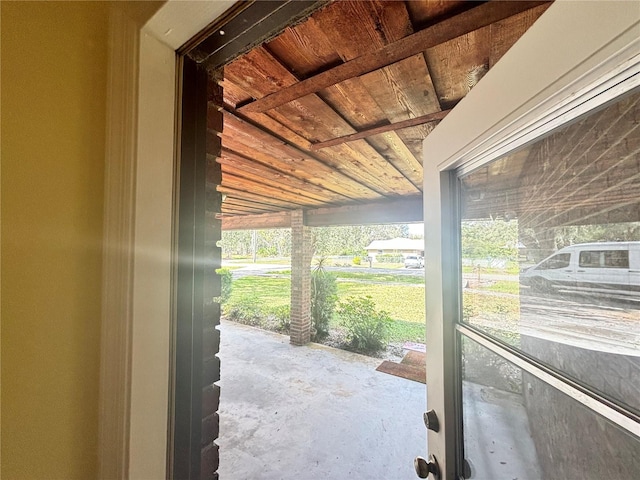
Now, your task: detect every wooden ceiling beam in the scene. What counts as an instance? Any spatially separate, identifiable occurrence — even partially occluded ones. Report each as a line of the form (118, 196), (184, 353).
(220, 196), (424, 230)
(222, 200), (280, 214)
(220, 162), (339, 204)
(217, 185), (299, 210)
(305, 197), (423, 227)
(310, 109), (451, 150)
(219, 148), (349, 203)
(221, 211), (293, 230)
(220, 205), (258, 215)
(222, 109), (382, 199)
(224, 52), (421, 196)
(222, 172), (326, 207)
(222, 197), (283, 213)
(238, 1), (550, 113)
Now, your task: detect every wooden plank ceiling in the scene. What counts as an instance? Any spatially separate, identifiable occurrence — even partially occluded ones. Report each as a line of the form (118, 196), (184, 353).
(214, 0), (551, 229)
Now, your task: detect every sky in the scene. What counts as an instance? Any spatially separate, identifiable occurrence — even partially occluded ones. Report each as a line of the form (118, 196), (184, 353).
(408, 223), (424, 237)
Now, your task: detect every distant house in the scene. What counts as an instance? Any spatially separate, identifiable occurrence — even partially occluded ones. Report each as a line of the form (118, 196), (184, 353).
(365, 237), (424, 261)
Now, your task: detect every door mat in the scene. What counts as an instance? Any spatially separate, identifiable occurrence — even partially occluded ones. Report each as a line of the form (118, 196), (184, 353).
(376, 351), (426, 384)
(401, 350), (426, 367)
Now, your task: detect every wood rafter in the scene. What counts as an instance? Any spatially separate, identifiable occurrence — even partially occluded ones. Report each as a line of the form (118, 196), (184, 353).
(221, 172), (327, 207)
(222, 108), (384, 200)
(218, 148), (348, 203)
(217, 185), (301, 210)
(224, 50), (421, 196)
(220, 196), (424, 230)
(310, 109), (452, 150)
(206, 0), (551, 219)
(238, 1), (550, 114)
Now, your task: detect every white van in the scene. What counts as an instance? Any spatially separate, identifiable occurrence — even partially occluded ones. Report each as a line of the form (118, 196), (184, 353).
(520, 242), (640, 300)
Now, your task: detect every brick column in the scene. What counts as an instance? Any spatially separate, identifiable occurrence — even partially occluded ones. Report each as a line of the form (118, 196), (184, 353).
(290, 210), (312, 345)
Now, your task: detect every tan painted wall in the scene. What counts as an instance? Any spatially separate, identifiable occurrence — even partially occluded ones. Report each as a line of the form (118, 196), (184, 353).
(1, 2), (109, 478)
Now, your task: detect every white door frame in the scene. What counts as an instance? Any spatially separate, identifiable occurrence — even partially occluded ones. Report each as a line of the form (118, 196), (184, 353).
(99, 3), (233, 478)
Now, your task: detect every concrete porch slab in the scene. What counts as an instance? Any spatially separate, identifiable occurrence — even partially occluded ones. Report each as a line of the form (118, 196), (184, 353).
(217, 320), (427, 479)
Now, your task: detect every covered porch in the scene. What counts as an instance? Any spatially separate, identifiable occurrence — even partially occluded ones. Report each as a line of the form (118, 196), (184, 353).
(199, 0), (551, 345)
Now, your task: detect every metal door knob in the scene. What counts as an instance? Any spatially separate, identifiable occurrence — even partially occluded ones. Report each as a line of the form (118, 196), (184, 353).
(414, 455), (440, 479)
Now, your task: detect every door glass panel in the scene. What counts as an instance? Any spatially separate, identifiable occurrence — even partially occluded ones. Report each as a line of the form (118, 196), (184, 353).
(459, 90), (640, 414)
(461, 335), (640, 480)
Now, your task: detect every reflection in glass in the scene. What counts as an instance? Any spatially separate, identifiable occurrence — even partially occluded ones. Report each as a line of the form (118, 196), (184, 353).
(459, 90), (640, 414)
(461, 335), (640, 480)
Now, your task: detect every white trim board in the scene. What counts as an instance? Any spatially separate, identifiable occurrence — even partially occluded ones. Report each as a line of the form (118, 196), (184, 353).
(100, 2), (232, 478)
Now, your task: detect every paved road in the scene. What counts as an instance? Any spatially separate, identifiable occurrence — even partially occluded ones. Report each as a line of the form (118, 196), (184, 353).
(224, 261), (517, 282)
(226, 262), (427, 278)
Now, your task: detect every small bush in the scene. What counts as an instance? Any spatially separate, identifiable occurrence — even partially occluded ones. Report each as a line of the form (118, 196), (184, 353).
(337, 296), (391, 353)
(352, 256), (361, 265)
(269, 304), (290, 333)
(311, 258), (338, 339)
(225, 298), (264, 326)
(216, 268), (233, 304)
(376, 254), (404, 264)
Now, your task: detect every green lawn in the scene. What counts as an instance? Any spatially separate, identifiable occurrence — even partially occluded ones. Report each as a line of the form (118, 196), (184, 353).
(271, 269), (424, 285)
(478, 280), (520, 295)
(228, 276), (425, 323)
(229, 276), (291, 308)
(462, 263), (520, 275)
(336, 282), (425, 323)
(226, 275), (427, 344)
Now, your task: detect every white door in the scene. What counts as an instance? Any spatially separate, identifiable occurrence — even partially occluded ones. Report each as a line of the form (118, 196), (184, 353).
(421, 6), (640, 478)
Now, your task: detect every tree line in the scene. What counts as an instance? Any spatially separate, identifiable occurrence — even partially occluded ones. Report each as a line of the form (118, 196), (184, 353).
(220, 224), (412, 258)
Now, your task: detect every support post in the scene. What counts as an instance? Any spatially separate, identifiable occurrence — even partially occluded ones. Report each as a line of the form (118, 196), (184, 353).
(290, 210), (312, 345)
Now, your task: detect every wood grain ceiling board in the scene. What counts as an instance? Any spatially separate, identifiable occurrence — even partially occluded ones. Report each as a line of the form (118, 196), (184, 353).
(265, 16), (342, 79)
(220, 203), (271, 215)
(283, 1), (431, 190)
(489, 4), (552, 68)
(237, 2), (549, 114)
(308, 1), (439, 186)
(222, 199), (282, 214)
(221, 79), (252, 109)
(225, 46), (419, 196)
(221, 169), (328, 206)
(311, 1), (413, 60)
(218, 149), (347, 204)
(423, 27), (491, 108)
(423, 4), (550, 109)
(221, 111), (382, 200)
(217, 184), (307, 210)
(405, 0), (475, 29)
(215, 0), (551, 220)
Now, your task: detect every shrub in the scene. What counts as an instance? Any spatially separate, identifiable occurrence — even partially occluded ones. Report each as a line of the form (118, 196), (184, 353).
(225, 297), (264, 326)
(352, 256), (361, 265)
(310, 258), (338, 339)
(269, 304), (290, 333)
(216, 268), (233, 304)
(337, 296), (391, 353)
(376, 254), (404, 264)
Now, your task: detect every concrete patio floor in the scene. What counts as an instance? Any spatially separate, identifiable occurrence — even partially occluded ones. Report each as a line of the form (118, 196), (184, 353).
(217, 320), (427, 479)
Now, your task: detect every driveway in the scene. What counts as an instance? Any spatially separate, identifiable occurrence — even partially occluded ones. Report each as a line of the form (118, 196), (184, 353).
(217, 320), (427, 479)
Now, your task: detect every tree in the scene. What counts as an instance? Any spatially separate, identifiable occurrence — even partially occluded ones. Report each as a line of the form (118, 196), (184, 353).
(461, 220), (519, 261)
(312, 224), (409, 256)
(220, 230), (253, 258)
